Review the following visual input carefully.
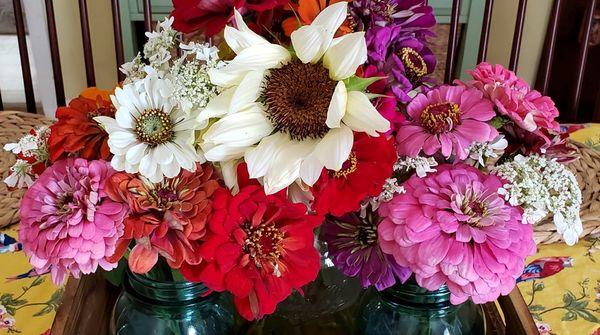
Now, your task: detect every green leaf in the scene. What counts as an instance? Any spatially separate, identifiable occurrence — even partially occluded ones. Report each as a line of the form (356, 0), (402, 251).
(563, 291), (576, 305)
(343, 75), (387, 92)
(575, 310), (600, 323)
(528, 304), (545, 312)
(490, 116), (510, 129)
(33, 305), (53, 317)
(571, 300), (589, 310)
(562, 310), (577, 321)
(5, 306), (16, 315)
(531, 313), (542, 321)
(30, 276), (44, 287)
(533, 282), (545, 292)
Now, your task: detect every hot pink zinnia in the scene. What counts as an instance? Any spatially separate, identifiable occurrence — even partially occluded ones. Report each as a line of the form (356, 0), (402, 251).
(19, 158), (127, 285)
(462, 62), (560, 134)
(396, 85), (498, 160)
(378, 164), (536, 305)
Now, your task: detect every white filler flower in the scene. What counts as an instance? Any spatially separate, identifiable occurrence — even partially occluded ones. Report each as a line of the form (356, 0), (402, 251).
(96, 75), (199, 182)
(199, 2), (390, 194)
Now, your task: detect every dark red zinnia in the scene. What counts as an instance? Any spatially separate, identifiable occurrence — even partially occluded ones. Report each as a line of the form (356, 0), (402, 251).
(48, 88), (114, 162)
(180, 184), (321, 320)
(312, 132), (397, 217)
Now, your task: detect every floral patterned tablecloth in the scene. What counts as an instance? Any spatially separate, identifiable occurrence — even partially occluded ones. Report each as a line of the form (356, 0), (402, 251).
(0, 224), (61, 335)
(0, 125), (598, 335)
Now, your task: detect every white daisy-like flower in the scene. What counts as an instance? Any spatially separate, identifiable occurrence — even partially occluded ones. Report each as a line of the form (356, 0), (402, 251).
(199, 2), (390, 194)
(3, 159), (34, 188)
(95, 75), (200, 182)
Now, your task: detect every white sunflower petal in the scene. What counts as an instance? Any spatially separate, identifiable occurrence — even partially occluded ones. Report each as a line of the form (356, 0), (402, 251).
(313, 125), (353, 171)
(202, 106), (273, 147)
(263, 140), (314, 194)
(299, 153), (324, 186)
(230, 70), (265, 114)
(291, 25), (327, 64)
(312, 1), (348, 38)
(323, 32), (367, 81)
(204, 144), (247, 162)
(227, 44), (291, 72)
(245, 133), (288, 179)
(224, 10), (269, 54)
(326, 81), (347, 128)
(343, 91), (390, 136)
(197, 87), (236, 123)
(220, 160), (240, 194)
(208, 67), (248, 88)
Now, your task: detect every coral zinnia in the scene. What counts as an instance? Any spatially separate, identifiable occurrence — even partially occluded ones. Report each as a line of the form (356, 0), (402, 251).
(312, 132), (396, 217)
(48, 88), (115, 162)
(19, 158), (127, 285)
(378, 164), (536, 304)
(323, 210), (411, 290)
(180, 184), (321, 320)
(106, 163), (221, 273)
(396, 85), (498, 160)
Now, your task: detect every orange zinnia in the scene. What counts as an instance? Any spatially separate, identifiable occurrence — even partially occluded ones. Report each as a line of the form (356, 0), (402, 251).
(282, 0), (353, 37)
(48, 87), (115, 161)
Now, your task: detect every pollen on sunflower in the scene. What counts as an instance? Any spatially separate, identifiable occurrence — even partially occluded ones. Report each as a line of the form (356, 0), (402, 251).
(262, 60), (337, 140)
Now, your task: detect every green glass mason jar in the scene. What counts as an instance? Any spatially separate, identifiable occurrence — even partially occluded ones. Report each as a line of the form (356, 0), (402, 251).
(358, 280), (485, 335)
(111, 269), (235, 335)
(243, 242), (366, 335)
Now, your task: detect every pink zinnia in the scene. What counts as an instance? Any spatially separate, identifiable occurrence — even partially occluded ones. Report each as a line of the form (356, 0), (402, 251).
(396, 85), (498, 160)
(377, 164), (536, 304)
(462, 62), (560, 134)
(19, 158), (127, 285)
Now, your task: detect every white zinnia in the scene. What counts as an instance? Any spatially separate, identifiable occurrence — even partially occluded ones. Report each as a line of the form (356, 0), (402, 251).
(95, 75), (200, 182)
(199, 2), (390, 194)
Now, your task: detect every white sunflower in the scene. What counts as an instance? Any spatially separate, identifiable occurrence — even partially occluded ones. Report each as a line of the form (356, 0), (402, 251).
(95, 75), (199, 182)
(199, 2), (390, 194)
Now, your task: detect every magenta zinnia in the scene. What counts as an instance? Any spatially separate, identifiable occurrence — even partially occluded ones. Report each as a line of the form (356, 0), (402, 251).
(378, 164), (536, 304)
(396, 85), (498, 160)
(19, 158), (127, 285)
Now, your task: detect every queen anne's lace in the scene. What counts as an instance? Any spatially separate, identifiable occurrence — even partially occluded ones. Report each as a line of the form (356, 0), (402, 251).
(493, 154), (583, 245)
(143, 17), (178, 74)
(394, 156), (438, 177)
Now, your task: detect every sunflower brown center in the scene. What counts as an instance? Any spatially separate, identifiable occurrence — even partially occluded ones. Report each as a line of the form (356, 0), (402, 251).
(134, 109), (175, 147)
(333, 152), (358, 178)
(243, 223), (285, 270)
(420, 102), (461, 134)
(400, 47), (428, 84)
(263, 60), (337, 140)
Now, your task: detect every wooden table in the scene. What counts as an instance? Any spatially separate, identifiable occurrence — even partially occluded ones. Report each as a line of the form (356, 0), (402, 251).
(50, 273), (539, 335)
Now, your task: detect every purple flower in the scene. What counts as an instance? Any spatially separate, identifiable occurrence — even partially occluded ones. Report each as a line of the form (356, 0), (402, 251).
(350, 0), (436, 34)
(323, 211), (412, 291)
(367, 25), (436, 102)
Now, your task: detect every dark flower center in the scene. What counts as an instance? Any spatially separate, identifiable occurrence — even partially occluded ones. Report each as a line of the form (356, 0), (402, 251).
(400, 47), (428, 84)
(156, 187), (178, 203)
(370, 0), (398, 23)
(333, 152), (358, 178)
(420, 102), (461, 134)
(56, 193), (74, 215)
(460, 197), (489, 228)
(134, 109), (175, 147)
(357, 221), (378, 247)
(243, 223), (285, 271)
(263, 60), (337, 140)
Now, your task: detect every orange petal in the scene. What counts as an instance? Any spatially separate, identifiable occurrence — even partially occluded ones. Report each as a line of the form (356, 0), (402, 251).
(298, 0), (321, 23)
(282, 17), (300, 37)
(128, 245), (159, 274)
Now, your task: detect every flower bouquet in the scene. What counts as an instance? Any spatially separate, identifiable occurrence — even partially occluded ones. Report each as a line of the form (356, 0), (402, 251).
(4, 0), (584, 333)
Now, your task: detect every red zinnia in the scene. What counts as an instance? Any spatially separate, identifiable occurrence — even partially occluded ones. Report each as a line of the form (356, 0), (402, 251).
(171, 0), (289, 36)
(180, 184), (321, 320)
(48, 88), (114, 162)
(312, 133), (397, 217)
(105, 163), (222, 274)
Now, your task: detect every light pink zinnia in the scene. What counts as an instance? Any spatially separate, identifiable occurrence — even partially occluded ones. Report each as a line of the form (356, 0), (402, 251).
(19, 158), (127, 285)
(462, 62), (559, 134)
(396, 85), (498, 160)
(377, 164), (536, 305)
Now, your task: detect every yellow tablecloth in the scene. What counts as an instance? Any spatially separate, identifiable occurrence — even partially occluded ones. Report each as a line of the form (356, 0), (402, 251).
(0, 224), (61, 335)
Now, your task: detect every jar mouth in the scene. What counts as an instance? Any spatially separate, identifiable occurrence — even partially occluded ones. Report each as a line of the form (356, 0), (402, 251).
(381, 279), (453, 309)
(125, 269), (212, 306)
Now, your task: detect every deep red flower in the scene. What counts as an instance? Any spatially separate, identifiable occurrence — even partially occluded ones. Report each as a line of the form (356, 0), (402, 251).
(105, 163), (222, 273)
(171, 0), (288, 36)
(48, 88), (114, 162)
(312, 133), (397, 217)
(361, 65), (402, 135)
(180, 184), (320, 320)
